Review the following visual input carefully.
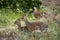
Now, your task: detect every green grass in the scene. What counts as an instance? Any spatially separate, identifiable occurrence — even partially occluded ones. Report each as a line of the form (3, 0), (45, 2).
(0, 8), (60, 40)
(0, 9), (24, 25)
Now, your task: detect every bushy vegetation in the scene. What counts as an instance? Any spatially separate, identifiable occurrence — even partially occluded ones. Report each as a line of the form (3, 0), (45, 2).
(0, 0), (60, 40)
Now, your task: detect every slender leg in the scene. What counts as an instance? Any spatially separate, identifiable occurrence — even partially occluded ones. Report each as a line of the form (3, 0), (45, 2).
(46, 32), (49, 40)
(31, 31), (35, 40)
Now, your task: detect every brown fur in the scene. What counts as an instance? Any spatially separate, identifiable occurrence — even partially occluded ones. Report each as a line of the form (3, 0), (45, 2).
(23, 15), (48, 40)
(33, 7), (42, 19)
(14, 18), (22, 30)
(33, 7), (48, 19)
(14, 15), (49, 40)
(14, 18), (27, 31)
(23, 15), (48, 32)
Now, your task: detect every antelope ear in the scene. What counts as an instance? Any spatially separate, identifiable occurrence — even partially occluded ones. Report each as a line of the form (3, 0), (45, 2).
(34, 7), (37, 10)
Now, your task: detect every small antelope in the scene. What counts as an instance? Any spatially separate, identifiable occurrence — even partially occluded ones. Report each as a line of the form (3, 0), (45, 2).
(15, 9), (49, 40)
(14, 14), (49, 40)
(22, 15), (49, 40)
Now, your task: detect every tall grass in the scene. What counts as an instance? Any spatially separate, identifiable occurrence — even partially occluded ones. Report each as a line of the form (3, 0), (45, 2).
(0, 8), (60, 40)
